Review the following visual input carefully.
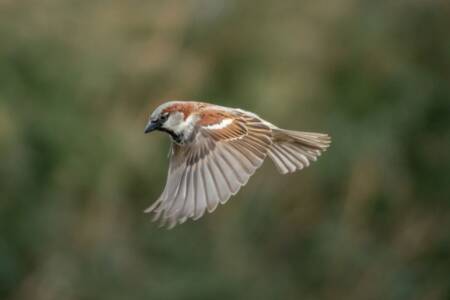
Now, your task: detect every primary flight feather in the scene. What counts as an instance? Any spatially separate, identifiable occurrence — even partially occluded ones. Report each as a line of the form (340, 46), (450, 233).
(144, 101), (331, 228)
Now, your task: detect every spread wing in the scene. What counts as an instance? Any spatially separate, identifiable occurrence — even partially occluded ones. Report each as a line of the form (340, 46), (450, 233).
(145, 112), (272, 228)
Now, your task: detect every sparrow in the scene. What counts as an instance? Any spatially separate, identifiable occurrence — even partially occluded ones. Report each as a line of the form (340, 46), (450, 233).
(144, 101), (331, 228)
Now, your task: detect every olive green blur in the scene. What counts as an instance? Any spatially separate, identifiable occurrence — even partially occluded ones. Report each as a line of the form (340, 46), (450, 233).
(1, 1), (449, 299)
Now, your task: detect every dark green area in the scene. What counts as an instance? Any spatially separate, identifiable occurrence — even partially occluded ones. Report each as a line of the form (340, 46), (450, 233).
(0, 1), (449, 299)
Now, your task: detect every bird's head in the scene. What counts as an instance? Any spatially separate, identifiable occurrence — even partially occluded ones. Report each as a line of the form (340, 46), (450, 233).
(145, 101), (198, 143)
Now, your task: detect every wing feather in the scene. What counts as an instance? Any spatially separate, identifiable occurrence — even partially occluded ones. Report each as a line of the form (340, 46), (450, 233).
(217, 146), (246, 186)
(273, 144), (297, 172)
(225, 144), (253, 174)
(208, 154), (231, 202)
(235, 140), (266, 162)
(193, 159), (206, 220)
(237, 139), (267, 158)
(267, 149), (290, 174)
(279, 144), (304, 169)
(214, 147), (240, 195)
(184, 162), (196, 218)
(204, 158), (221, 212)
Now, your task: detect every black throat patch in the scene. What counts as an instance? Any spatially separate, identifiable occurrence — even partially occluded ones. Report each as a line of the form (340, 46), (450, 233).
(159, 128), (183, 144)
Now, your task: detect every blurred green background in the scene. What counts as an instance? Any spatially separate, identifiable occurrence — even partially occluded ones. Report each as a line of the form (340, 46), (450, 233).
(1, 0), (449, 299)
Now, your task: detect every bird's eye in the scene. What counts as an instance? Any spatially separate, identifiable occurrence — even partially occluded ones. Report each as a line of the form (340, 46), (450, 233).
(160, 113), (169, 122)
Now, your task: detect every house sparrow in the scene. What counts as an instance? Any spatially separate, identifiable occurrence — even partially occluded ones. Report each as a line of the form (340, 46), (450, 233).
(144, 101), (331, 228)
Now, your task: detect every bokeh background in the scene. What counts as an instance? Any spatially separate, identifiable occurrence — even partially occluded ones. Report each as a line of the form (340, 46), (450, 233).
(1, 0), (449, 299)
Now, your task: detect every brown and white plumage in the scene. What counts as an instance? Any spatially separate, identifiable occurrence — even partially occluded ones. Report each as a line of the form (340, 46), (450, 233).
(144, 101), (331, 228)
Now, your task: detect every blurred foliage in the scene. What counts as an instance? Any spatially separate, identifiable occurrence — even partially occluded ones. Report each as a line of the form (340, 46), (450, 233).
(0, 0), (449, 299)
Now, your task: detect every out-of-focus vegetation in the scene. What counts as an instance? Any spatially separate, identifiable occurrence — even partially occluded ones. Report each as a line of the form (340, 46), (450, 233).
(1, 0), (449, 299)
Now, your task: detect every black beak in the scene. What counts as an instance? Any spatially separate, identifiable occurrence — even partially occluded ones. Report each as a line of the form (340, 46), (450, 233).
(144, 120), (161, 133)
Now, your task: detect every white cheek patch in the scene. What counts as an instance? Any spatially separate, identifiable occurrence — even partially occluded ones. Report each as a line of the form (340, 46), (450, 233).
(163, 113), (199, 143)
(205, 118), (233, 130)
(163, 112), (185, 132)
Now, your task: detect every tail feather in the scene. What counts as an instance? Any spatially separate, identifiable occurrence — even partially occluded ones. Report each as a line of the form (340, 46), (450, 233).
(268, 129), (331, 174)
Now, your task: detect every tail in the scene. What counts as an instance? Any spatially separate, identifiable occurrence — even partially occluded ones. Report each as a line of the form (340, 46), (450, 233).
(268, 128), (331, 174)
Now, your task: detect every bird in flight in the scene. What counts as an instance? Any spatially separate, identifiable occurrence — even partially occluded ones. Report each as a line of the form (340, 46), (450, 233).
(144, 101), (331, 228)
